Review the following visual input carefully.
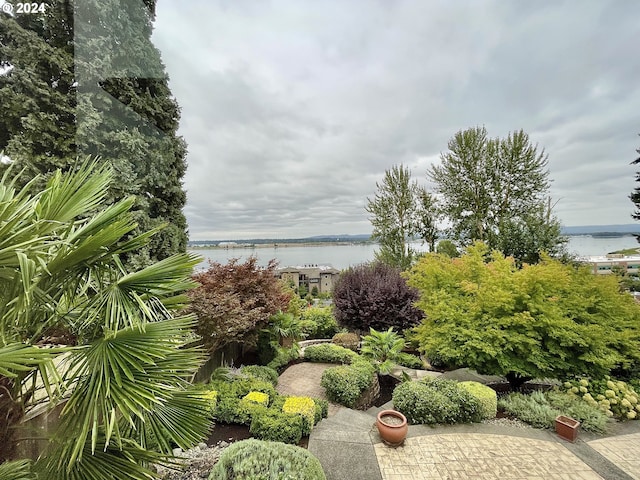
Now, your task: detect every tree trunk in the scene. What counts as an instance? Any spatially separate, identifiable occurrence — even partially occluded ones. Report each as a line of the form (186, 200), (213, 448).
(0, 376), (21, 461)
(505, 372), (531, 392)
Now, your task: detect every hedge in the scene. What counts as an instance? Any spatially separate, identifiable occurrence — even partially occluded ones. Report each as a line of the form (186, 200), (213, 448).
(304, 344), (358, 364)
(392, 378), (482, 424)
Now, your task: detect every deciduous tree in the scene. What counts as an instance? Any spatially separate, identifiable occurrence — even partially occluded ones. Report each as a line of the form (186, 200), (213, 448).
(366, 165), (439, 270)
(187, 258), (292, 353)
(332, 262), (423, 333)
(429, 127), (566, 264)
(408, 243), (640, 389)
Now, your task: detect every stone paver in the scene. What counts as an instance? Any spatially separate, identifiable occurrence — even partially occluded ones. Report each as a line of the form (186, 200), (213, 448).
(276, 362), (342, 415)
(374, 433), (603, 480)
(589, 433), (640, 480)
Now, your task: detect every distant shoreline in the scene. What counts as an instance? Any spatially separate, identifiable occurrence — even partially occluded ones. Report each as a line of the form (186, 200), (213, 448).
(188, 241), (372, 250)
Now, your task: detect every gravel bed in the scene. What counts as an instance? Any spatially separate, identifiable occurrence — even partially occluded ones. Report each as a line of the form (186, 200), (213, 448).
(154, 441), (230, 480)
(482, 417), (532, 429)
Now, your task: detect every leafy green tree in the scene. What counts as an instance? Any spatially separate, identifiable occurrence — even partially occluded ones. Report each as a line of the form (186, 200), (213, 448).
(0, 0), (188, 268)
(408, 242), (640, 390)
(332, 262), (423, 333)
(436, 239), (459, 258)
(415, 186), (440, 253)
(429, 127), (566, 264)
(366, 165), (439, 270)
(0, 161), (210, 478)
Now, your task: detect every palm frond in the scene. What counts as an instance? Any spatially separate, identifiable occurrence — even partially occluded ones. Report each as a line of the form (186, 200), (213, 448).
(57, 318), (204, 466)
(0, 459), (36, 480)
(37, 435), (161, 480)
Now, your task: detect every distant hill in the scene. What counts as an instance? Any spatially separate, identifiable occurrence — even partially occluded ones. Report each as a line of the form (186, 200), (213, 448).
(188, 234), (372, 246)
(561, 224), (640, 235)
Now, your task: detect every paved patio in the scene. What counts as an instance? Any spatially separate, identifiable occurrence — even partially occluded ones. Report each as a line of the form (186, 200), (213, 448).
(282, 362), (640, 480)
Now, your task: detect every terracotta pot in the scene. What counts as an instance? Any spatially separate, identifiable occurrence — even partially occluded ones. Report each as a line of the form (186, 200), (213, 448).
(376, 410), (408, 446)
(555, 415), (580, 442)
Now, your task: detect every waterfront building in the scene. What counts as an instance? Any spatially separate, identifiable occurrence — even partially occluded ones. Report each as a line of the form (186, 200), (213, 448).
(276, 264), (340, 294)
(579, 254), (640, 275)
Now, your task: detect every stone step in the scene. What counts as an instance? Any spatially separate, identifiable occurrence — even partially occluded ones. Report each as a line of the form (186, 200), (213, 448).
(314, 409), (375, 433)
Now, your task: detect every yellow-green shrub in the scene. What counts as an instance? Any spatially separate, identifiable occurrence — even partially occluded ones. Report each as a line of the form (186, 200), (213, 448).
(243, 391), (270, 406)
(458, 381), (497, 420)
(563, 376), (639, 420)
(283, 396), (316, 434)
(203, 390), (218, 415)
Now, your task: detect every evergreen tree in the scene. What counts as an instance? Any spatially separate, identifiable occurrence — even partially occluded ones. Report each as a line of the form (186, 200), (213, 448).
(0, 0), (188, 267)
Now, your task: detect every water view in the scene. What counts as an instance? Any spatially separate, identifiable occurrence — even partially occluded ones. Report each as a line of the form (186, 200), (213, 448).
(190, 235), (640, 271)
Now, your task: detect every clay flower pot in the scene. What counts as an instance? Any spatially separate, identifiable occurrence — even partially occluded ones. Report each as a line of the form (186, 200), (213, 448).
(376, 409), (408, 446)
(555, 415), (580, 442)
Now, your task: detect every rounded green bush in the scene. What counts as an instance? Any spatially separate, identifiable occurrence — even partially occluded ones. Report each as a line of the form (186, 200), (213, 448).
(392, 378), (482, 425)
(320, 359), (375, 408)
(304, 344), (359, 364)
(209, 439), (326, 480)
(241, 365), (279, 386)
(331, 332), (360, 351)
(458, 381), (497, 419)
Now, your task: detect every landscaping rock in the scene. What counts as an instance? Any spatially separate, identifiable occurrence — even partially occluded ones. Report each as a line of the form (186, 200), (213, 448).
(156, 441), (230, 480)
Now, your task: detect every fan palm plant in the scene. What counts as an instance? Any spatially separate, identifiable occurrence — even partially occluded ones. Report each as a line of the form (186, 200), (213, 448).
(360, 327), (406, 375)
(0, 160), (211, 479)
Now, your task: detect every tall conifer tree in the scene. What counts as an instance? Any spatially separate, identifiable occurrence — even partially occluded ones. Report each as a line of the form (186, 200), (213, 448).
(0, 0), (188, 267)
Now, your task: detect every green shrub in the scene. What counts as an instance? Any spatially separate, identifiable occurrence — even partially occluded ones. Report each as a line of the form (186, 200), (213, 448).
(267, 345), (301, 373)
(203, 390), (218, 415)
(300, 306), (339, 338)
(283, 396), (316, 435)
(299, 319), (319, 339)
(562, 376), (640, 420)
(312, 398), (329, 424)
(545, 390), (609, 433)
(208, 439), (326, 480)
(243, 391), (270, 406)
(396, 352), (424, 369)
(332, 332), (360, 351)
(458, 382), (497, 420)
(304, 344), (358, 364)
(499, 390), (608, 433)
(249, 410), (304, 444)
(241, 365), (279, 386)
(498, 392), (557, 428)
(320, 359), (375, 408)
(211, 377), (277, 424)
(392, 378), (482, 425)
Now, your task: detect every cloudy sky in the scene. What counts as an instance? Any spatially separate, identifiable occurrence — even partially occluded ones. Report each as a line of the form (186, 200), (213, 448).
(152, 0), (640, 241)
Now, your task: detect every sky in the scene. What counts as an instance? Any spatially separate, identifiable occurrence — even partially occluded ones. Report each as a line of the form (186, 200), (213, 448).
(152, 0), (640, 241)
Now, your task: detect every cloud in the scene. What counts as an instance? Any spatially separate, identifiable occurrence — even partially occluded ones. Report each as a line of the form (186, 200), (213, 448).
(153, 0), (640, 239)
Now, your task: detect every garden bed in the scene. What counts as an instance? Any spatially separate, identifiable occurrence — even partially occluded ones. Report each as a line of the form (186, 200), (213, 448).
(206, 423), (309, 449)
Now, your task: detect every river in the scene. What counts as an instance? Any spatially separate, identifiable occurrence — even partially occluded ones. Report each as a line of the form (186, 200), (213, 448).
(189, 235), (640, 271)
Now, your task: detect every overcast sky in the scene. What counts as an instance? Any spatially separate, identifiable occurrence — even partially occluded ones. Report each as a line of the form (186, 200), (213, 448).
(152, 0), (640, 241)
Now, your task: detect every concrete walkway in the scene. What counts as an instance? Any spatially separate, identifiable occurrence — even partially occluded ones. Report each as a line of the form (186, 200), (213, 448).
(281, 362), (640, 480)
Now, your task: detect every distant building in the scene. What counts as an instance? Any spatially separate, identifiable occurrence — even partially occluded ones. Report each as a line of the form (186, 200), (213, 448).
(276, 264), (340, 294)
(579, 254), (640, 275)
